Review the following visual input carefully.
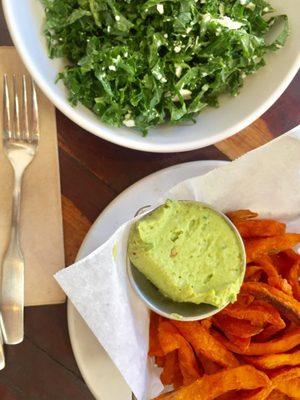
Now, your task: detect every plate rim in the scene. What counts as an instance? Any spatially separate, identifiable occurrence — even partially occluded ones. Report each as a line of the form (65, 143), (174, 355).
(67, 159), (228, 400)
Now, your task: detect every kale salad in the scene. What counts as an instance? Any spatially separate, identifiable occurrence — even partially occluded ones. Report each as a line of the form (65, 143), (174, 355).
(42, 0), (288, 134)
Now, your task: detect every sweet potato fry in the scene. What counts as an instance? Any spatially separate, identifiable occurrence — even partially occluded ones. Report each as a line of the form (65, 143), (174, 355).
(149, 312), (164, 357)
(226, 334), (251, 352)
(287, 258), (300, 301)
(155, 365), (269, 400)
(245, 266), (263, 282)
(213, 314), (263, 338)
(160, 351), (179, 386)
(276, 377), (300, 398)
(270, 250), (294, 276)
(236, 293), (255, 307)
(201, 318), (212, 330)
(245, 234), (300, 262)
(234, 220), (286, 239)
(266, 391), (289, 400)
(155, 356), (165, 368)
(212, 327), (300, 356)
(158, 321), (201, 385)
(197, 354), (222, 375)
(221, 301), (285, 329)
(240, 367), (300, 400)
(171, 321), (239, 368)
(254, 324), (285, 342)
(245, 349), (300, 369)
(254, 256), (293, 295)
(226, 210), (258, 221)
(241, 282), (300, 324)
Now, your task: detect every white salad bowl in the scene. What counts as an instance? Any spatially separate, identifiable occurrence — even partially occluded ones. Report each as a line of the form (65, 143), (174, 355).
(3, 0), (300, 153)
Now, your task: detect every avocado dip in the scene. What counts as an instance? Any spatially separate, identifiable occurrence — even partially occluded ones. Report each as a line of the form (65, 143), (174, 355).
(128, 200), (245, 308)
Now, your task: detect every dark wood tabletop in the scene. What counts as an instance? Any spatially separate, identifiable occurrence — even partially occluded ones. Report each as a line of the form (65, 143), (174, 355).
(0, 4), (300, 400)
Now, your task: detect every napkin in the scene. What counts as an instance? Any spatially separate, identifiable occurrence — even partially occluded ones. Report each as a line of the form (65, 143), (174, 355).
(56, 125), (300, 400)
(0, 47), (65, 306)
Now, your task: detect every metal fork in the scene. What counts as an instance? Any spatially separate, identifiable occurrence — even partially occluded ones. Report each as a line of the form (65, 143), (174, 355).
(1, 74), (39, 345)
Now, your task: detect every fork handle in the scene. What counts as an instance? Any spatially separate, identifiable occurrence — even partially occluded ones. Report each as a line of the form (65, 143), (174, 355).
(1, 170), (24, 345)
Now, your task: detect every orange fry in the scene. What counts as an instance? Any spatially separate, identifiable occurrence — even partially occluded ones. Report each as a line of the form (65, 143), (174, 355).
(241, 282), (300, 324)
(241, 367), (300, 400)
(158, 321), (201, 385)
(149, 312), (164, 357)
(276, 377), (300, 398)
(226, 210), (258, 221)
(254, 255), (292, 295)
(155, 365), (269, 400)
(245, 266), (263, 282)
(287, 258), (300, 301)
(254, 324), (285, 342)
(160, 351), (181, 386)
(234, 220), (286, 239)
(155, 356), (165, 368)
(213, 314), (263, 338)
(266, 391), (289, 400)
(221, 301), (285, 329)
(245, 234), (300, 262)
(201, 318), (212, 330)
(226, 334), (251, 352)
(197, 354), (221, 375)
(245, 349), (300, 369)
(212, 327), (300, 356)
(171, 321), (239, 368)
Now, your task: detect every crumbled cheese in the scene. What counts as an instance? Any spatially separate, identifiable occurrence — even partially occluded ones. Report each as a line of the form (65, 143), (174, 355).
(115, 15), (120, 21)
(240, 0), (247, 4)
(175, 65), (182, 78)
(202, 84), (209, 91)
(172, 89), (192, 102)
(108, 65), (116, 71)
(202, 13), (244, 30)
(124, 113), (132, 120)
(246, 2), (255, 10)
(219, 3), (225, 16)
(164, 33), (168, 38)
(263, 6), (269, 12)
(174, 45), (181, 53)
(161, 77), (167, 83)
(276, 43), (282, 49)
(186, 27), (192, 34)
(123, 119), (135, 127)
(241, 72), (246, 78)
(107, 26), (111, 33)
(124, 52), (128, 57)
(156, 4), (164, 14)
(216, 16), (244, 29)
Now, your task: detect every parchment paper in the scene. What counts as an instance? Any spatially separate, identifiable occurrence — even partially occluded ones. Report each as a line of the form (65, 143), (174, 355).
(56, 125), (300, 400)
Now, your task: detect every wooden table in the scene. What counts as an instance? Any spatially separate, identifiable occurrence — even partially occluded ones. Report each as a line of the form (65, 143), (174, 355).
(0, 5), (299, 399)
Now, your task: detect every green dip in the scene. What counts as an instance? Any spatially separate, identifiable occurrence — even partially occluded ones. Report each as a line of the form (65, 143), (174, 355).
(128, 200), (245, 308)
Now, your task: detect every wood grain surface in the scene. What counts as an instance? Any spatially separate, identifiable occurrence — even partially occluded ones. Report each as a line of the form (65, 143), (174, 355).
(0, 5), (300, 399)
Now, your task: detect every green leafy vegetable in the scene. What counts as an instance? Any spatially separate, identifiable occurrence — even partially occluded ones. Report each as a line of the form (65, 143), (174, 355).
(41, 0), (288, 134)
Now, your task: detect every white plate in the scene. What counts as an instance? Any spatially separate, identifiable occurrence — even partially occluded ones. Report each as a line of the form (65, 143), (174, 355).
(3, 0), (300, 153)
(68, 160), (227, 400)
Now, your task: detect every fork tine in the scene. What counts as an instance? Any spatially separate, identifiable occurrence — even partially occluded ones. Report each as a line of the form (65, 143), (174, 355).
(22, 75), (29, 140)
(30, 79), (39, 142)
(13, 75), (21, 140)
(3, 74), (11, 140)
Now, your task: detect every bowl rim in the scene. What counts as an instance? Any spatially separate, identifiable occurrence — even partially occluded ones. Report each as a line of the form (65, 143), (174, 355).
(3, 0), (300, 153)
(126, 200), (246, 321)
